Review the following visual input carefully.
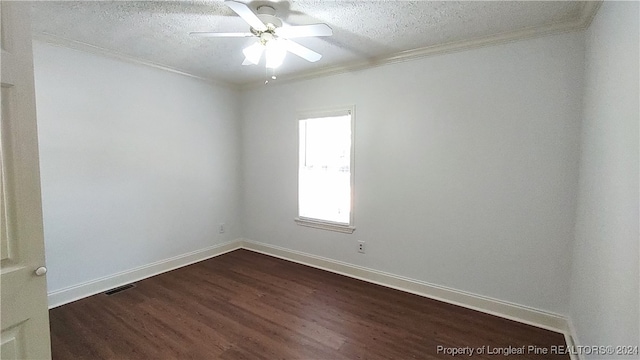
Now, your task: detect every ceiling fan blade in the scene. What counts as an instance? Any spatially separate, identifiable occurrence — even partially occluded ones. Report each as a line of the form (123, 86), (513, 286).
(224, 0), (267, 32)
(275, 24), (333, 38)
(282, 39), (322, 62)
(190, 32), (254, 37)
(242, 58), (253, 66)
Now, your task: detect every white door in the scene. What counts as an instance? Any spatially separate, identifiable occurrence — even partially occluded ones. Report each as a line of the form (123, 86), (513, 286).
(0, 2), (52, 359)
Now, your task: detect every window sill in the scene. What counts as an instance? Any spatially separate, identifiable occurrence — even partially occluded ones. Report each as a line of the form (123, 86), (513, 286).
(294, 218), (356, 234)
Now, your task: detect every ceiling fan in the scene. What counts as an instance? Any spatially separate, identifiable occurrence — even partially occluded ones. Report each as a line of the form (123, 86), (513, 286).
(190, 0), (332, 70)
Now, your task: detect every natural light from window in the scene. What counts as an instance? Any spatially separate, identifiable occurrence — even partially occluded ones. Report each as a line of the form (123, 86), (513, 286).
(298, 111), (352, 227)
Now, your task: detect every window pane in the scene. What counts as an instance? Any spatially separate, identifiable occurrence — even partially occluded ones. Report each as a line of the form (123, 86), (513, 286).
(299, 114), (351, 224)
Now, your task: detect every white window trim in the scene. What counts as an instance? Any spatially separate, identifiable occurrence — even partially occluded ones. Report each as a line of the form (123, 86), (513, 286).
(294, 217), (356, 234)
(295, 105), (356, 234)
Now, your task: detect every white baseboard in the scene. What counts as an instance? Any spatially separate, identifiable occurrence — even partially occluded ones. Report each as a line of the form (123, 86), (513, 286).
(49, 237), (571, 338)
(566, 317), (583, 360)
(47, 239), (241, 308)
(239, 238), (570, 334)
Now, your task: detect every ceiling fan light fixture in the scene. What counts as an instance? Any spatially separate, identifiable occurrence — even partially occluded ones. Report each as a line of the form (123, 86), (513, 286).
(265, 39), (287, 69)
(242, 42), (264, 65)
(192, 0), (330, 73)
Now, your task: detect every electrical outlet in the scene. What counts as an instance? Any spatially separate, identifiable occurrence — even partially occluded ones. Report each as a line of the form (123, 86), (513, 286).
(219, 223), (225, 234)
(357, 241), (365, 254)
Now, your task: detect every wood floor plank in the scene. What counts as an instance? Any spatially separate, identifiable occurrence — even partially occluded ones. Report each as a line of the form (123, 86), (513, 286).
(50, 249), (569, 359)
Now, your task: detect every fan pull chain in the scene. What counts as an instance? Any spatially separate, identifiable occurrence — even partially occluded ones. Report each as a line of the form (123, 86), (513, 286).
(264, 67), (277, 85)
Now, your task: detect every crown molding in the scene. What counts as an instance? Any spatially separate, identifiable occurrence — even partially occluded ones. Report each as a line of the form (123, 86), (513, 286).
(33, 32), (240, 91)
(33, 1), (601, 92)
(576, 1), (602, 29)
(240, 1), (602, 91)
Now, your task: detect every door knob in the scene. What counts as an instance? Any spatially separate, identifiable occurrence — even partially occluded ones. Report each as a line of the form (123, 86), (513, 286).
(35, 266), (47, 276)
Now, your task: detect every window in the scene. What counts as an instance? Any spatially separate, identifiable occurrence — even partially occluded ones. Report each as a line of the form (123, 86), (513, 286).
(295, 107), (355, 233)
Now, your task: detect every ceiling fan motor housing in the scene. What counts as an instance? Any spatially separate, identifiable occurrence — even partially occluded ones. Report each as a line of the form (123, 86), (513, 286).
(255, 5), (281, 31)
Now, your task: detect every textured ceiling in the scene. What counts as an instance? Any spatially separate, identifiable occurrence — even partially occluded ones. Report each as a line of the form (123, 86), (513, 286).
(31, 1), (590, 86)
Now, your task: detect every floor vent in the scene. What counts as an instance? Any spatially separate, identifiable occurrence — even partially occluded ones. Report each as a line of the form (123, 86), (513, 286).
(104, 284), (136, 296)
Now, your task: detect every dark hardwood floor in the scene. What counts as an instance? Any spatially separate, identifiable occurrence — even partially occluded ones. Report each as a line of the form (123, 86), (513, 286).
(50, 249), (569, 359)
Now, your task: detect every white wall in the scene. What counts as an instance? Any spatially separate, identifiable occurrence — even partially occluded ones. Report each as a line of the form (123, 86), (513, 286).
(569, 1), (639, 354)
(31, 7), (638, 341)
(241, 32), (585, 315)
(33, 42), (242, 294)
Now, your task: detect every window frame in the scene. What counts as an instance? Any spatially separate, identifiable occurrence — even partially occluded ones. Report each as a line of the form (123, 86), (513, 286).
(295, 105), (356, 234)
